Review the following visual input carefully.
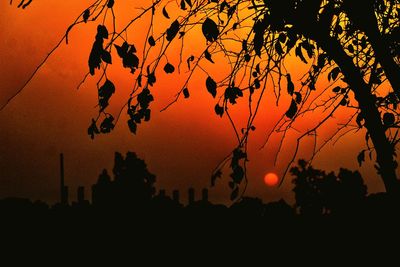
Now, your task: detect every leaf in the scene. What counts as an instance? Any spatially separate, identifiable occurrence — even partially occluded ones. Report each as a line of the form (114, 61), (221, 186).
(148, 36), (156, 46)
(162, 6), (170, 19)
(98, 79), (115, 111)
(83, 9), (90, 23)
(166, 20), (180, 42)
(127, 119), (137, 134)
(100, 115), (115, 133)
(356, 113), (364, 128)
(180, 0), (186, 10)
(329, 67), (341, 81)
(383, 112), (395, 126)
(204, 49), (214, 63)
(214, 104), (224, 117)
(294, 92), (302, 104)
(202, 18), (219, 42)
(224, 86), (243, 104)
(278, 33), (287, 43)
(227, 5), (236, 18)
(185, 0), (192, 7)
(107, 0), (114, 8)
(285, 100), (297, 119)
(332, 86), (341, 93)
(253, 20), (265, 57)
(230, 186), (239, 200)
(286, 74), (294, 95)
(295, 45), (307, 64)
(211, 169), (222, 187)
(186, 55), (195, 70)
(163, 62), (175, 74)
(97, 25), (109, 39)
(183, 88), (190, 98)
(88, 119), (99, 139)
(357, 150), (366, 167)
(275, 41), (283, 55)
(101, 50), (112, 64)
(206, 76), (217, 98)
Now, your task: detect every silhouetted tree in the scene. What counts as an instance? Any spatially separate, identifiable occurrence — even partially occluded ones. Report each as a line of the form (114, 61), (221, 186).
(92, 152), (156, 209)
(291, 159), (368, 216)
(6, 0), (400, 198)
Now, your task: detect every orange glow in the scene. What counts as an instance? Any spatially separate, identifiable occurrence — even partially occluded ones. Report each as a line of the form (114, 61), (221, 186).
(264, 173), (279, 187)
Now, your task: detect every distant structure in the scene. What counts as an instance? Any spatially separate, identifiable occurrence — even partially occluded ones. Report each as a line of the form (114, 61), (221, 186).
(60, 153), (69, 205)
(77, 186), (85, 204)
(202, 188), (208, 202)
(172, 190), (180, 203)
(188, 188), (195, 205)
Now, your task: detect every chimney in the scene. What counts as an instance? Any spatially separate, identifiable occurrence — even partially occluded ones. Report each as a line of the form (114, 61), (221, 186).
(202, 188), (208, 202)
(172, 190), (180, 203)
(77, 186), (85, 203)
(188, 187), (195, 205)
(60, 153), (68, 205)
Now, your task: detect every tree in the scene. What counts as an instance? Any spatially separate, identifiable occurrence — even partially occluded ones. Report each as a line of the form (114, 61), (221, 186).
(92, 152), (156, 208)
(6, 0), (400, 199)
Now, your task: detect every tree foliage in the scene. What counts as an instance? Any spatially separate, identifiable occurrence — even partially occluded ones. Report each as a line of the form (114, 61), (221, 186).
(9, 0), (400, 199)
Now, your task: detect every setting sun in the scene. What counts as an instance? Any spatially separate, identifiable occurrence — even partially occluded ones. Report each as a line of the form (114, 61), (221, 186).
(264, 173), (279, 187)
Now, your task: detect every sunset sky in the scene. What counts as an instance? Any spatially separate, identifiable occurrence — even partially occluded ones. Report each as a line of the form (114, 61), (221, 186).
(0, 0), (389, 205)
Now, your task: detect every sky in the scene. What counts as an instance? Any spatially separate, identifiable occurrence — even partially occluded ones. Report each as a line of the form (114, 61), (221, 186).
(0, 0), (389, 205)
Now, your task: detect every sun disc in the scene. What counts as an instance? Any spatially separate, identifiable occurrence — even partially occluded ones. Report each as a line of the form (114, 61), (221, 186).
(264, 172), (279, 186)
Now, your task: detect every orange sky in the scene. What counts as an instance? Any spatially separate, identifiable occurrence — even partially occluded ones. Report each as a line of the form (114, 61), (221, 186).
(0, 0), (389, 204)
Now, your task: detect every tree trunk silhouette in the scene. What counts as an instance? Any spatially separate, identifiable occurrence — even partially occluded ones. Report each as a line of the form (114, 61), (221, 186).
(314, 32), (399, 195)
(344, 2), (400, 98)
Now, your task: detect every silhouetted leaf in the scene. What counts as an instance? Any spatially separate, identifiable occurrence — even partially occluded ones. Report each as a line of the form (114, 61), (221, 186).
(185, 0), (192, 7)
(253, 20), (265, 56)
(214, 104), (224, 117)
(224, 86), (243, 104)
(279, 33), (287, 43)
(166, 20), (180, 41)
(230, 187), (239, 200)
(211, 169), (222, 187)
(180, 0), (186, 10)
(148, 71), (156, 86)
(250, 125), (256, 131)
(128, 119), (137, 134)
(383, 112), (395, 126)
(97, 25), (109, 39)
(294, 92), (302, 104)
(88, 39), (103, 75)
(242, 40), (247, 52)
(101, 50), (112, 64)
(227, 5), (236, 18)
(100, 115), (115, 133)
(88, 119), (99, 139)
(148, 36), (156, 46)
(332, 86), (341, 93)
(357, 150), (366, 167)
(285, 100), (297, 119)
(286, 74), (294, 95)
(244, 54), (250, 62)
(295, 45), (307, 63)
(162, 6), (170, 19)
(328, 67), (340, 81)
(163, 62), (175, 73)
(107, 0), (114, 8)
(204, 49), (214, 63)
(186, 55), (195, 70)
(183, 88), (190, 98)
(206, 76), (217, 98)
(98, 79), (115, 111)
(83, 9), (90, 23)
(275, 41), (283, 55)
(220, 1), (229, 12)
(202, 18), (219, 42)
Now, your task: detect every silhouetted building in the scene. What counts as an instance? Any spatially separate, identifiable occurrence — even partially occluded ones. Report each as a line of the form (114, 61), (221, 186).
(158, 189), (166, 198)
(77, 186), (85, 204)
(172, 190), (180, 203)
(188, 188), (195, 205)
(60, 153), (68, 205)
(202, 188), (208, 202)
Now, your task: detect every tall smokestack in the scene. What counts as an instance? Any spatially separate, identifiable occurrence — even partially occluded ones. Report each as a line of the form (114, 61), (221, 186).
(60, 153), (64, 204)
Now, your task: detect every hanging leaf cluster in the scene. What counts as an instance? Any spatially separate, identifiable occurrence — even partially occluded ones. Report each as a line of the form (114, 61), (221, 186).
(88, 25), (110, 75)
